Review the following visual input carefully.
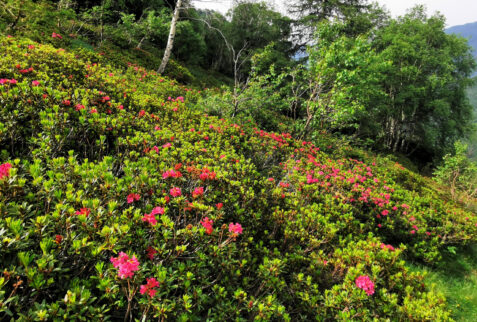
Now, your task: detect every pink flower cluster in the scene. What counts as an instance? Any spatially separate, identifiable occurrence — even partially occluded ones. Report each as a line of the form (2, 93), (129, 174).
(355, 275), (375, 296)
(192, 187), (204, 198)
(200, 217), (213, 235)
(170, 187), (182, 197)
(127, 193), (141, 204)
(162, 169), (182, 179)
(52, 32), (63, 39)
(110, 252), (140, 279)
(142, 207), (164, 226)
(140, 277), (160, 297)
(0, 163), (12, 179)
(0, 79), (17, 85)
(229, 223), (243, 235)
(199, 168), (216, 181)
(380, 243), (395, 251)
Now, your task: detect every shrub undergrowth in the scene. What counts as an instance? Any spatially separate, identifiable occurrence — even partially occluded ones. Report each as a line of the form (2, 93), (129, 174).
(0, 34), (476, 320)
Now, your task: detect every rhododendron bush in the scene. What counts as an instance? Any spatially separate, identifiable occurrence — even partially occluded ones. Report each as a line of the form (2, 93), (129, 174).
(0, 35), (475, 320)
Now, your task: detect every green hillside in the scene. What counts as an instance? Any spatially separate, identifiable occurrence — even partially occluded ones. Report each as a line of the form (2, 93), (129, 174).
(1, 0), (477, 320)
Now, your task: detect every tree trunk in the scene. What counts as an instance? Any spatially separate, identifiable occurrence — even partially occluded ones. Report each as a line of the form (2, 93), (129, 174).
(158, 0), (182, 74)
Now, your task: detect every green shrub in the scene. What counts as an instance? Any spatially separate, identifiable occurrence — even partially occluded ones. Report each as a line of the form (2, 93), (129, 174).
(0, 34), (475, 320)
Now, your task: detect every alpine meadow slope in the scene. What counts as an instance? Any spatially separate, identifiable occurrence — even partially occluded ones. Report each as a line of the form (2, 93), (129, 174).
(0, 32), (477, 320)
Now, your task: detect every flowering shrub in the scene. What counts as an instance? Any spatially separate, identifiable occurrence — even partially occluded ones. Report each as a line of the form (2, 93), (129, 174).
(355, 275), (375, 295)
(0, 35), (475, 320)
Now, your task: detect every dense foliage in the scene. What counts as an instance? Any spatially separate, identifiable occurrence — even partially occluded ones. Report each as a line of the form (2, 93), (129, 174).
(0, 32), (476, 320)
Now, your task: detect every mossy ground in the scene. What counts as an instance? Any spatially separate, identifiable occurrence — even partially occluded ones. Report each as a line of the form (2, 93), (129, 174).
(410, 244), (477, 321)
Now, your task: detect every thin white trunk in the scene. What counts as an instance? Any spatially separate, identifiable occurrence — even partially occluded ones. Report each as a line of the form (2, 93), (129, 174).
(158, 0), (182, 74)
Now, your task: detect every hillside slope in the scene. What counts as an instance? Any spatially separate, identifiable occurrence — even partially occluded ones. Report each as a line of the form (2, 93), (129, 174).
(0, 35), (476, 320)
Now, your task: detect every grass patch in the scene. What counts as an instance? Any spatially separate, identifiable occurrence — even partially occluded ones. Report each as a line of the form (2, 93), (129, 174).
(409, 244), (477, 321)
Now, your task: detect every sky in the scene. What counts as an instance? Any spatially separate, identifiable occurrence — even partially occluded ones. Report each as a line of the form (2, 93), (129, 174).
(192, 0), (477, 27)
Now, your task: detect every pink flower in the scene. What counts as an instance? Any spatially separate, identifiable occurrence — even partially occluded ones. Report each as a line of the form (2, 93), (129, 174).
(200, 217), (214, 235)
(380, 243), (395, 251)
(31, 80), (40, 86)
(192, 187), (204, 198)
(75, 208), (90, 217)
(9, 79), (17, 85)
(110, 252), (140, 279)
(401, 203), (409, 209)
(355, 275), (375, 296)
(75, 104), (85, 111)
(170, 187), (182, 197)
(63, 100), (71, 106)
(199, 168), (216, 181)
(162, 170), (182, 179)
(89, 108), (97, 114)
(268, 178), (275, 182)
(229, 223), (243, 235)
(162, 142), (172, 149)
(150, 207), (165, 216)
(0, 163), (12, 179)
(127, 193), (141, 204)
(52, 32), (63, 39)
(381, 210), (389, 216)
(142, 207), (164, 226)
(140, 277), (160, 297)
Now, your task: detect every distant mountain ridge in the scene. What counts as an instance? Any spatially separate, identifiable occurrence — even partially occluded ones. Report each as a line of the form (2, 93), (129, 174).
(446, 21), (477, 67)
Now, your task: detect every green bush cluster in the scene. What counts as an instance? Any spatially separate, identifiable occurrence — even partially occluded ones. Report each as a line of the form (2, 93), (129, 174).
(0, 35), (476, 320)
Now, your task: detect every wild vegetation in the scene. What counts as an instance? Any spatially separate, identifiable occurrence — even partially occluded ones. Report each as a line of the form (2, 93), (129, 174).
(0, 0), (476, 320)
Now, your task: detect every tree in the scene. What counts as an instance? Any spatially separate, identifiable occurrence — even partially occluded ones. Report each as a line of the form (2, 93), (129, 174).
(287, 0), (375, 48)
(434, 141), (477, 202)
(158, 0), (182, 73)
(369, 6), (476, 162)
(300, 22), (388, 138)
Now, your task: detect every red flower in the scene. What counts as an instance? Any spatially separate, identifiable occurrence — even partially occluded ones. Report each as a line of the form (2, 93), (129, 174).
(142, 207), (164, 226)
(140, 277), (160, 297)
(75, 104), (85, 111)
(146, 246), (157, 260)
(31, 80), (40, 86)
(192, 187), (204, 198)
(63, 100), (71, 106)
(55, 235), (63, 244)
(138, 110), (146, 117)
(199, 168), (216, 181)
(127, 193), (141, 204)
(200, 217), (214, 235)
(162, 170), (182, 179)
(216, 203), (223, 210)
(75, 208), (90, 217)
